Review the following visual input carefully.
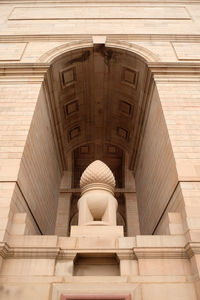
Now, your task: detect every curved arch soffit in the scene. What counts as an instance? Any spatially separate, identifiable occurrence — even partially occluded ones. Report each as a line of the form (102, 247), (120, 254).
(67, 141), (126, 157)
(38, 39), (160, 64)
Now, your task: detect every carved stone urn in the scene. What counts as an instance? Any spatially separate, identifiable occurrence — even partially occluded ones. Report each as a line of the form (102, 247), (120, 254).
(77, 160), (118, 226)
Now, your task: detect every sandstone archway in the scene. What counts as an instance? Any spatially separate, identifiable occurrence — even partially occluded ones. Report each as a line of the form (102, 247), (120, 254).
(45, 44), (155, 236)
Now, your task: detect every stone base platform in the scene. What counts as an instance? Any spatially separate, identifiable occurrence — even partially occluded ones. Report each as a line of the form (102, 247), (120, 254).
(70, 226), (124, 238)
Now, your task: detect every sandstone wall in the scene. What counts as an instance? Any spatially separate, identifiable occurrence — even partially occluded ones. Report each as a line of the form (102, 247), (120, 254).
(135, 86), (178, 234)
(17, 86), (62, 234)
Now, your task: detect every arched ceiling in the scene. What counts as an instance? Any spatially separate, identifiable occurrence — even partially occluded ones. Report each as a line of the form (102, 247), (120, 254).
(48, 46), (150, 171)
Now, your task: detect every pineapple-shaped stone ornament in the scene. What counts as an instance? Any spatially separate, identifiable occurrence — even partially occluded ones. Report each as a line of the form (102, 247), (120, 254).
(77, 160), (118, 226)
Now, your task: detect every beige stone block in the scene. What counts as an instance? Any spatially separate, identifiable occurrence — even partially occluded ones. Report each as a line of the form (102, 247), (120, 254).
(0, 19), (198, 36)
(77, 237), (116, 249)
(10, 223), (26, 235)
(8, 235), (57, 247)
(0, 230), (9, 241)
(57, 237), (76, 249)
(190, 255), (199, 276)
(0, 275), (63, 284)
(22, 41), (67, 62)
(194, 279), (200, 300)
(70, 226), (124, 238)
(55, 260), (74, 276)
(72, 276), (128, 283)
(134, 41), (177, 62)
(9, 6), (189, 20)
(0, 217), (9, 231)
(136, 235), (186, 247)
(0, 43), (26, 61)
(0, 284), (50, 300)
(129, 275), (188, 283)
(0, 159), (20, 181)
(169, 223), (184, 235)
(172, 42), (200, 60)
(52, 282), (140, 300)
(142, 283), (197, 300)
(1, 258), (55, 276)
(93, 36), (106, 44)
(118, 237), (136, 249)
(120, 260), (138, 276)
(59, 171), (72, 189)
(139, 259), (191, 276)
(186, 218), (200, 230)
(186, 231), (200, 242)
(9, 213), (27, 235)
(168, 212), (182, 224)
(176, 161), (200, 181)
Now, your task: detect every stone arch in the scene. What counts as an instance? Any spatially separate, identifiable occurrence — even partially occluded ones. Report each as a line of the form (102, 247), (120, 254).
(43, 42), (156, 236)
(18, 41), (177, 237)
(38, 38), (160, 64)
(44, 43), (154, 173)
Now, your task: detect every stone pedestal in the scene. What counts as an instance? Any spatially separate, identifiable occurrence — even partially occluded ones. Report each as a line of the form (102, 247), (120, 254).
(70, 225), (124, 238)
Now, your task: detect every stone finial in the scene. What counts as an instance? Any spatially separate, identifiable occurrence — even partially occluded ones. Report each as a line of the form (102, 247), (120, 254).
(80, 160), (116, 189)
(77, 160), (118, 227)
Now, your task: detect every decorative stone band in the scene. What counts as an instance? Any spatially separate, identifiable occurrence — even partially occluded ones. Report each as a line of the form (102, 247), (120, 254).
(134, 247), (187, 259)
(185, 242), (200, 259)
(1, 242), (200, 260)
(61, 293), (131, 300)
(1, 62), (200, 84)
(0, 64), (49, 83)
(0, 243), (60, 259)
(80, 183), (114, 196)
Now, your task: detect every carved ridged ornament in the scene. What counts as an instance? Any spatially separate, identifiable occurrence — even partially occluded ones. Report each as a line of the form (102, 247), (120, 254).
(80, 160), (116, 189)
(78, 160), (118, 226)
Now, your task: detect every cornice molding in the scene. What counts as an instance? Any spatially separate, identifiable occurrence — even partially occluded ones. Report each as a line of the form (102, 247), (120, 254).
(1, 242), (200, 260)
(0, 242), (9, 259)
(134, 247), (187, 259)
(1, 1), (200, 4)
(148, 62), (200, 82)
(1, 34), (200, 43)
(0, 63), (49, 83)
(185, 242), (200, 258)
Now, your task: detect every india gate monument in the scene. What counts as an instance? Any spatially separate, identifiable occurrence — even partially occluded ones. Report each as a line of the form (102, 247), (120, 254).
(0, 0), (200, 299)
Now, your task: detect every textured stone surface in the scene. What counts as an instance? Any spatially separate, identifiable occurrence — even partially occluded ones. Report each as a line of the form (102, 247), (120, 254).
(0, 0), (200, 299)
(80, 160), (115, 188)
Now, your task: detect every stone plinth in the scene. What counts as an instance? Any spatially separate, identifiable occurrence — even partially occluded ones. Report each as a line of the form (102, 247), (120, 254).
(70, 226), (124, 238)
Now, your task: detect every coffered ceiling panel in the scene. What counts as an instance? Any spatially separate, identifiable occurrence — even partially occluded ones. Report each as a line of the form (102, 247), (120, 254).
(49, 46), (149, 169)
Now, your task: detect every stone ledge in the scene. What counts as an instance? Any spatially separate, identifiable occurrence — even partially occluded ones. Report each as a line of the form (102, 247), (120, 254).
(1, 241), (200, 260)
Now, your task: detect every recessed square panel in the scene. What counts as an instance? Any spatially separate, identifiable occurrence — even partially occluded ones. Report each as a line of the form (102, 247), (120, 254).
(69, 126), (81, 140)
(80, 146), (89, 154)
(119, 100), (132, 116)
(65, 100), (78, 116)
(65, 84), (76, 100)
(108, 145), (116, 153)
(124, 69), (135, 83)
(61, 67), (76, 88)
(117, 127), (128, 140)
(121, 67), (138, 89)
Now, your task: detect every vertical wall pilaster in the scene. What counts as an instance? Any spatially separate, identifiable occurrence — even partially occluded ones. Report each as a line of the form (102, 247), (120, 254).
(0, 66), (62, 240)
(153, 67), (200, 242)
(125, 193), (140, 236)
(0, 82), (42, 241)
(55, 193), (72, 236)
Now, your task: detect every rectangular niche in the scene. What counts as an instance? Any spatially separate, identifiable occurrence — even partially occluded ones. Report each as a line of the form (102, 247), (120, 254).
(73, 253), (120, 276)
(61, 294), (131, 300)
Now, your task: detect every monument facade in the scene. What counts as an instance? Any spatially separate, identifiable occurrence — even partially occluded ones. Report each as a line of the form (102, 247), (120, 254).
(0, 0), (200, 299)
